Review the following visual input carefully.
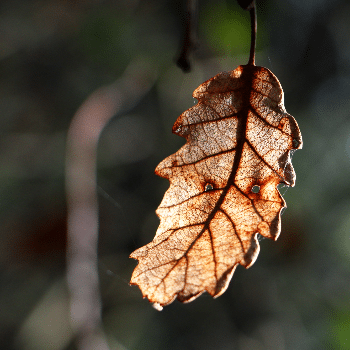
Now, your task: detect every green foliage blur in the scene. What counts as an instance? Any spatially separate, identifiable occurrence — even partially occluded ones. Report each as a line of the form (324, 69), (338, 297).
(1, 0), (350, 349)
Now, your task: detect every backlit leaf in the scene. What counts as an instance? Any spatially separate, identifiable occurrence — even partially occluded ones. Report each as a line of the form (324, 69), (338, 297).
(130, 64), (302, 309)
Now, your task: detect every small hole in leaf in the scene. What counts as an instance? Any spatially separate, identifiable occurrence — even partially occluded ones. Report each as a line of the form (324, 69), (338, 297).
(251, 185), (260, 193)
(205, 184), (213, 191)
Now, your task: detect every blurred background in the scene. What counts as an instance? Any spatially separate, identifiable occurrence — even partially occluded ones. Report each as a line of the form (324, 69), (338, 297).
(1, 0), (350, 349)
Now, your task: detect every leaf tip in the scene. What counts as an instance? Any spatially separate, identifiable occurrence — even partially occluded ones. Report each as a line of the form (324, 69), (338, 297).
(243, 233), (261, 268)
(269, 211), (283, 241)
(213, 265), (238, 298)
(152, 302), (163, 311)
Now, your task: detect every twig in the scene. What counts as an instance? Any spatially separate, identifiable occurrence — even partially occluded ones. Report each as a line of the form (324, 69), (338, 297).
(176, 0), (198, 72)
(248, 1), (257, 66)
(65, 59), (156, 350)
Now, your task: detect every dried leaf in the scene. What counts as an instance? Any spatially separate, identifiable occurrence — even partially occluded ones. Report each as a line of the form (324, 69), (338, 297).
(130, 64), (302, 308)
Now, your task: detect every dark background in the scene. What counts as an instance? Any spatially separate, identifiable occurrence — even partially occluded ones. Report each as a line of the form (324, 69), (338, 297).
(1, 0), (350, 349)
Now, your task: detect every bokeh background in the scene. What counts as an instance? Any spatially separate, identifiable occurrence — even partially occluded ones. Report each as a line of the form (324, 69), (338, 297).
(1, 0), (350, 349)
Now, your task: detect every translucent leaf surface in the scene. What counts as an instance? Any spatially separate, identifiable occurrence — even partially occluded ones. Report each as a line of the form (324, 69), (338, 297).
(130, 65), (302, 309)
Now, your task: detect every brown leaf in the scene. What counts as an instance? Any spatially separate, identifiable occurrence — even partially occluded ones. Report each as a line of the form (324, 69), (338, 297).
(130, 65), (302, 309)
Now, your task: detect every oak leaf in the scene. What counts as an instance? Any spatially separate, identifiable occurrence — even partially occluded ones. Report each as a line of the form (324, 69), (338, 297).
(130, 64), (302, 309)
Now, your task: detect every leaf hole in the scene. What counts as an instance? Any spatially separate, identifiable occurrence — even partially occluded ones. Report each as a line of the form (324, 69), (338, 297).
(251, 185), (260, 193)
(205, 183), (213, 191)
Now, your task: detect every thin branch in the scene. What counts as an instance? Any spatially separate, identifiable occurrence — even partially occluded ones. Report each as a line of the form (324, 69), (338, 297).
(176, 0), (198, 72)
(248, 1), (257, 66)
(65, 60), (156, 350)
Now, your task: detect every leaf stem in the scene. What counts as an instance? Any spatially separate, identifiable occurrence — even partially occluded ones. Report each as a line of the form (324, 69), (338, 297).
(248, 1), (257, 66)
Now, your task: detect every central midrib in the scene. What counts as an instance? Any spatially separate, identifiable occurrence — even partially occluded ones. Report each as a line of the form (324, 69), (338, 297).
(180, 66), (255, 261)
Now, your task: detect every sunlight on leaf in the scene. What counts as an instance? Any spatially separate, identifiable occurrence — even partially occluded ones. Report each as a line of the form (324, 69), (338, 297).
(130, 64), (302, 308)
